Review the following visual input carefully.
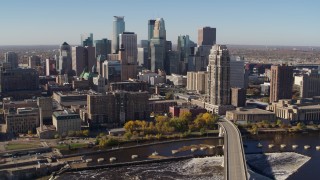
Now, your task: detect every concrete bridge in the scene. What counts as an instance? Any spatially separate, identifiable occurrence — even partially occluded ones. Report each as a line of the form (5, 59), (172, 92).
(218, 119), (248, 180)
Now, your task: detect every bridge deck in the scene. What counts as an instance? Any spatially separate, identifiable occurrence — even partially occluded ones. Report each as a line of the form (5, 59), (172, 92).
(219, 119), (248, 180)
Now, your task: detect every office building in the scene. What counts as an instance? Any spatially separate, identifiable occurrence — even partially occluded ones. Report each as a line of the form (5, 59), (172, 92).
(4, 107), (39, 134)
(119, 32), (138, 80)
(231, 88), (246, 107)
(4, 51), (18, 69)
(299, 70), (320, 98)
(187, 71), (208, 94)
(269, 64), (294, 102)
(0, 68), (40, 99)
(102, 60), (121, 83)
(87, 91), (149, 128)
(230, 56), (245, 88)
(94, 38), (111, 57)
(167, 51), (180, 74)
(148, 19), (156, 41)
(112, 16), (125, 53)
(52, 110), (81, 135)
(28, 55), (41, 69)
(198, 27), (216, 46)
(207, 45), (233, 114)
(72, 46), (96, 76)
(150, 18), (166, 72)
(226, 107), (275, 124)
(57, 42), (72, 75)
(46, 58), (56, 76)
(81, 33), (93, 47)
(138, 47), (148, 67)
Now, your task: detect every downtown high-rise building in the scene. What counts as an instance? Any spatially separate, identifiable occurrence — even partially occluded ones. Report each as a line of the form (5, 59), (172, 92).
(270, 64), (293, 102)
(207, 44), (232, 114)
(28, 55), (41, 69)
(112, 16), (125, 54)
(81, 33), (93, 47)
(230, 56), (245, 89)
(57, 42), (72, 75)
(4, 52), (19, 69)
(198, 27), (216, 46)
(148, 19), (156, 41)
(150, 18), (166, 72)
(94, 38), (111, 58)
(119, 32), (137, 80)
(72, 46), (96, 76)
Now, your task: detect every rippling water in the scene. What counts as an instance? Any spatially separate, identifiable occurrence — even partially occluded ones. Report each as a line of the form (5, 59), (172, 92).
(57, 156), (224, 180)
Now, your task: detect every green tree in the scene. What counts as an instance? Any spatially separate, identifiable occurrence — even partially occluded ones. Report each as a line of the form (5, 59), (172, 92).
(68, 130), (75, 137)
(82, 130), (90, 137)
(169, 117), (188, 132)
(297, 122), (306, 130)
(165, 91), (174, 100)
(179, 112), (192, 123)
(27, 130), (33, 135)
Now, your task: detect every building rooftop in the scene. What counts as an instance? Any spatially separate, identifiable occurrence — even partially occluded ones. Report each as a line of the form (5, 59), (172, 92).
(298, 104), (320, 110)
(228, 108), (275, 115)
(53, 110), (80, 119)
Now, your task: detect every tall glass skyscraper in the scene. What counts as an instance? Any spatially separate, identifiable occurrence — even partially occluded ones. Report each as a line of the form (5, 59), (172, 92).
(112, 16), (125, 54)
(150, 18), (166, 72)
(81, 33), (93, 47)
(148, 19), (156, 41)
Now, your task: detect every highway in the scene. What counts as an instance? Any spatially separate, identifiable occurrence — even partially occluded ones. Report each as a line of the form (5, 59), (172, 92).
(218, 119), (248, 180)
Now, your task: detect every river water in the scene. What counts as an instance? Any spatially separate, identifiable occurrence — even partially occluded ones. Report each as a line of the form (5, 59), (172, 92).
(57, 132), (320, 180)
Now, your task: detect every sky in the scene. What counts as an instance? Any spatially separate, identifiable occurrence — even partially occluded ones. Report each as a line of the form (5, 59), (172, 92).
(0, 0), (319, 46)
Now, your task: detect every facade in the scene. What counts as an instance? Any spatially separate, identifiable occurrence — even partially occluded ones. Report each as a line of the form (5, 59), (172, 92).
(102, 60), (121, 83)
(87, 91), (149, 128)
(187, 71), (208, 94)
(167, 51), (180, 75)
(269, 64), (294, 102)
(109, 81), (149, 92)
(94, 38), (111, 57)
(52, 110), (81, 135)
(148, 19), (156, 41)
(119, 32), (138, 80)
(207, 45), (231, 114)
(231, 88), (246, 107)
(299, 71), (320, 98)
(4, 108), (39, 134)
(37, 97), (53, 121)
(166, 74), (187, 86)
(112, 16), (125, 53)
(150, 18), (166, 72)
(198, 27), (216, 46)
(169, 106), (207, 118)
(149, 100), (177, 114)
(230, 56), (245, 88)
(81, 33), (93, 47)
(267, 99), (320, 123)
(137, 47), (148, 67)
(226, 107), (276, 124)
(57, 42), (72, 75)
(28, 55), (41, 69)
(72, 46), (96, 76)
(46, 58), (56, 76)
(0, 68), (40, 99)
(4, 52), (19, 69)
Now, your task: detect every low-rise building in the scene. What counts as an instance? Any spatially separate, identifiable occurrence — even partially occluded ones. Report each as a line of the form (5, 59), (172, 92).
(4, 107), (39, 134)
(52, 110), (81, 135)
(226, 107), (275, 124)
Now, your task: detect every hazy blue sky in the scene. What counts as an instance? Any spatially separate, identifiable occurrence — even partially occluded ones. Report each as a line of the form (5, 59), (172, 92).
(0, 0), (319, 46)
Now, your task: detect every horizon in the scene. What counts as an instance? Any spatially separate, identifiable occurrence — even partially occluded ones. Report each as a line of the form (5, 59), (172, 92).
(0, 0), (319, 46)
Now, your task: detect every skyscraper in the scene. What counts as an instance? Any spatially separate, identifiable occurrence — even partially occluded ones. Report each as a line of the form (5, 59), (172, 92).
(72, 46), (96, 76)
(57, 42), (72, 75)
(270, 64), (293, 102)
(112, 16), (125, 54)
(230, 56), (245, 88)
(148, 19), (156, 41)
(198, 27), (216, 46)
(94, 38), (111, 57)
(81, 33), (93, 47)
(207, 45), (232, 114)
(28, 55), (41, 69)
(119, 32), (137, 80)
(4, 52), (18, 69)
(150, 18), (166, 72)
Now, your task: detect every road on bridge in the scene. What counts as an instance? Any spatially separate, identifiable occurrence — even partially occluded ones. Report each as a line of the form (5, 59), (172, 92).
(218, 119), (248, 180)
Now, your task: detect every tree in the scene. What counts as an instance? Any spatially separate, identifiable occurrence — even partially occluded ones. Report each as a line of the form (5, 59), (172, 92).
(124, 120), (135, 132)
(27, 130), (33, 135)
(179, 112), (192, 123)
(82, 130), (90, 137)
(165, 91), (174, 100)
(297, 122), (306, 130)
(68, 130), (75, 137)
(169, 117), (188, 132)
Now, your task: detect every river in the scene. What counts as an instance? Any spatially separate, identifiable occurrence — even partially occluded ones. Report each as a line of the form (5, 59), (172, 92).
(57, 132), (320, 180)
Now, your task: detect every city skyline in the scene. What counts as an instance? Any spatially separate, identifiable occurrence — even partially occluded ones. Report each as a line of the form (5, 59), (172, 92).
(0, 0), (319, 46)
